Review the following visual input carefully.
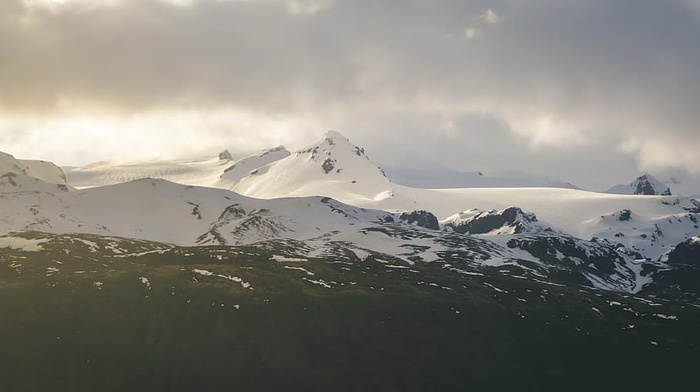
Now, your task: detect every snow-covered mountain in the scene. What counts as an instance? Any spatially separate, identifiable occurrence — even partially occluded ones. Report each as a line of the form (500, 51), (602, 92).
(58, 132), (700, 262)
(200, 133), (697, 262)
(2, 131), (699, 296)
(607, 173), (672, 196)
(0, 151), (70, 193)
(0, 177), (648, 292)
(231, 131), (394, 204)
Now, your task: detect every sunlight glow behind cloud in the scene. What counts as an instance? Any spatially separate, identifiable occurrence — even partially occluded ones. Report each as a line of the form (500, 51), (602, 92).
(2, 0), (700, 189)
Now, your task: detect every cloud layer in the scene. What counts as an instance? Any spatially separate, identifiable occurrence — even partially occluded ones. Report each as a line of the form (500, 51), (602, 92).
(1, 0), (699, 188)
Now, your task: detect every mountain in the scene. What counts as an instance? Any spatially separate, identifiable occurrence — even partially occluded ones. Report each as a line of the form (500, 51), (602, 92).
(58, 132), (700, 263)
(607, 173), (672, 196)
(0, 173), (654, 293)
(0, 151), (70, 193)
(2, 142), (700, 390)
(216, 146), (290, 187)
(231, 131), (394, 204)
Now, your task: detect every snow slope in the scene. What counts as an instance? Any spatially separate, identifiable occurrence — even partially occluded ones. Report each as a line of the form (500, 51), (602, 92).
(65, 154), (234, 189)
(216, 146), (290, 188)
(385, 166), (579, 190)
(65, 148), (292, 190)
(231, 131), (393, 205)
(0, 178), (391, 246)
(0, 152), (70, 193)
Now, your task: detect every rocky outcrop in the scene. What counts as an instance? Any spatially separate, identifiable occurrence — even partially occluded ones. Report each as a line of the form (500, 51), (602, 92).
(444, 207), (549, 235)
(399, 210), (440, 230)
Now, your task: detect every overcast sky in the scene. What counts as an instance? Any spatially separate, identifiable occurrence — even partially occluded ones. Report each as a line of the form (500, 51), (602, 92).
(1, 0), (700, 190)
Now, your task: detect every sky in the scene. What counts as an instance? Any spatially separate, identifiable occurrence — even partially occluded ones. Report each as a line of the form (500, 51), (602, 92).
(1, 0), (700, 191)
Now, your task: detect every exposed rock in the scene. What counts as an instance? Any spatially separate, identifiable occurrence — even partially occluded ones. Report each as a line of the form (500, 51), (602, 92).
(607, 173), (672, 196)
(322, 158), (336, 174)
(399, 210), (440, 230)
(219, 150), (233, 161)
(445, 207), (546, 235)
(666, 237), (700, 266)
(507, 235), (622, 274)
(618, 209), (632, 222)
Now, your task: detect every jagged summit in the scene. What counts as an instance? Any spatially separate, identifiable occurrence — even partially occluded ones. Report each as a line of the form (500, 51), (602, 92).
(607, 173), (672, 196)
(294, 130), (383, 175)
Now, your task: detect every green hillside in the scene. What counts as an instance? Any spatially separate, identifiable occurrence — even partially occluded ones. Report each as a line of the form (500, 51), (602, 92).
(0, 233), (697, 391)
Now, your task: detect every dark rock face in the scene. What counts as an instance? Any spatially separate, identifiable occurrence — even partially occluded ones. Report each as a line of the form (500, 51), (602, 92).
(322, 158), (336, 174)
(634, 178), (656, 195)
(447, 207), (538, 235)
(633, 175), (671, 196)
(618, 209), (632, 222)
(667, 238), (700, 266)
(219, 150), (233, 161)
(1, 172), (18, 187)
(643, 238), (700, 301)
(507, 235), (620, 274)
(399, 210), (440, 230)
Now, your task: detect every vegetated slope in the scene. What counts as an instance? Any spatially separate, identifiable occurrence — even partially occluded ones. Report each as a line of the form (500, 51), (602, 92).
(0, 232), (696, 391)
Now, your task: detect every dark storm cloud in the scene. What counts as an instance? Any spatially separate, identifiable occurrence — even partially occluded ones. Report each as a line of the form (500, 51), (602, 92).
(1, 0), (700, 186)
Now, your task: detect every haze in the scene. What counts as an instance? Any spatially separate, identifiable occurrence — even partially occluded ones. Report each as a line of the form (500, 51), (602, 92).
(2, 0), (700, 191)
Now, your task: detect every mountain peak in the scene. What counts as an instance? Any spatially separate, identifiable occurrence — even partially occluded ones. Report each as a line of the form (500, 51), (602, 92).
(231, 131), (392, 201)
(606, 172), (672, 196)
(323, 130), (348, 141)
(633, 173), (671, 195)
(298, 130), (371, 163)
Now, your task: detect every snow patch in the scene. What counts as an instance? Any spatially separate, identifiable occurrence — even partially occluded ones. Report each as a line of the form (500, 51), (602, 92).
(271, 255), (307, 262)
(0, 236), (48, 252)
(139, 277), (151, 290)
(193, 269), (253, 289)
(303, 278), (332, 288)
(654, 314), (679, 320)
(283, 266), (315, 276)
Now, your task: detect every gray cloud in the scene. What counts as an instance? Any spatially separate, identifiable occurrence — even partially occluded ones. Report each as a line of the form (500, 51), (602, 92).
(1, 0), (700, 189)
